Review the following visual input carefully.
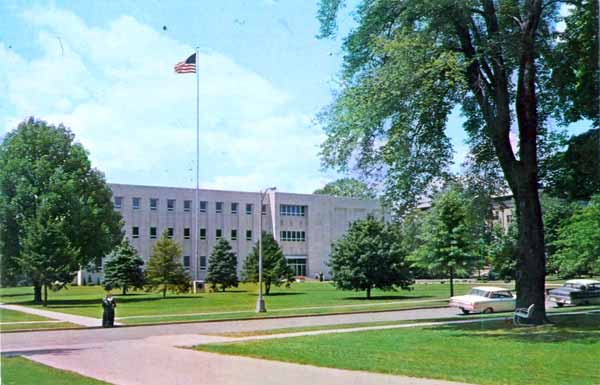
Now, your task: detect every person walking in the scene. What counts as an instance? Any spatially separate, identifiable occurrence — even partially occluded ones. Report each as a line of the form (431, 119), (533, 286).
(102, 288), (117, 328)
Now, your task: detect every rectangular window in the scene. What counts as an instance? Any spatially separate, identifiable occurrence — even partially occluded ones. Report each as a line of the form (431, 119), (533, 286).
(184, 228), (190, 239)
(167, 227), (174, 238)
(150, 227), (157, 239)
(132, 197), (141, 210)
(200, 228), (206, 240)
(300, 231), (306, 241)
(184, 200), (192, 212)
(231, 202), (238, 214)
(150, 198), (158, 211)
(291, 231), (297, 242)
(280, 204), (306, 217)
(199, 201), (207, 213)
(132, 226), (139, 238)
(216, 201), (223, 213)
(261, 204), (267, 215)
(246, 203), (253, 215)
(231, 229), (237, 240)
(246, 230), (252, 241)
(280, 231), (286, 241)
(199, 256), (207, 270)
(114, 196), (123, 209)
(216, 229), (222, 239)
(167, 199), (176, 211)
(183, 255), (190, 268)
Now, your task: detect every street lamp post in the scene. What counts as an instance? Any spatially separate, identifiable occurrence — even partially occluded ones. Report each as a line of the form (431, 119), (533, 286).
(256, 186), (276, 313)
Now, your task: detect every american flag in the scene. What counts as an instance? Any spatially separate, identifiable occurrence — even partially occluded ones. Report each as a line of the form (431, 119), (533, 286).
(174, 53), (196, 74)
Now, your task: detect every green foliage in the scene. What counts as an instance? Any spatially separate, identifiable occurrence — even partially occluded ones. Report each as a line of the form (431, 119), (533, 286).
(485, 224), (518, 281)
(548, 0), (599, 127)
(206, 239), (239, 292)
(0, 118), (122, 301)
(313, 178), (377, 199)
(241, 232), (293, 295)
(551, 195), (600, 277)
(103, 237), (145, 295)
(145, 231), (190, 298)
(329, 216), (413, 298)
(410, 189), (478, 296)
(543, 129), (600, 201)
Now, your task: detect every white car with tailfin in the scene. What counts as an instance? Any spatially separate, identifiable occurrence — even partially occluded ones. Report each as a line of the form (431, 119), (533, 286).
(449, 286), (516, 314)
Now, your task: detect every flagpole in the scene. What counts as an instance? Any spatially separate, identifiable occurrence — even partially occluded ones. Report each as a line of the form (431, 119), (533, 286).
(194, 46), (200, 281)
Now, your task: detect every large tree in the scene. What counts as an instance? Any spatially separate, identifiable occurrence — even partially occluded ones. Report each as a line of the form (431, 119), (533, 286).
(145, 231), (190, 298)
(411, 189), (478, 297)
(206, 239), (239, 292)
(329, 215), (413, 298)
(241, 232), (294, 295)
(317, 0), (597, 323)
(314, 177), (377, 199)
(103, 237), (145, 296)
(0, 118), (122, 303)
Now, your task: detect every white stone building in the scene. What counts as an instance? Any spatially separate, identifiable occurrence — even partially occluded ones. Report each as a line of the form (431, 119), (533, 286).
(95, 183), (386, 282)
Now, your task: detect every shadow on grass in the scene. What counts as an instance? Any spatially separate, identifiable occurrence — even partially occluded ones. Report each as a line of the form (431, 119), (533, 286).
(341, 295), (434, 301)
(433, 314), (600, 344)
(0, 293), (32, 298)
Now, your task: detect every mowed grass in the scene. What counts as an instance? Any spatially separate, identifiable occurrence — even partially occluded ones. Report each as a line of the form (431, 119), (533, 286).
(0, 308), (49, 322)
(0, 282), (480, 324)
(197, 313), (600, 385)
(1, 356), (112, 385)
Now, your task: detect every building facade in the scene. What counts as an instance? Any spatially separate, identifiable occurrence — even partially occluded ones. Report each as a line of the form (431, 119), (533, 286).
(106, 183), (386, 281)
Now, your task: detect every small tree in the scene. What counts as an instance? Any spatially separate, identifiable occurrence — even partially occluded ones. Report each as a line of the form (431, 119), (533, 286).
(329, 216), (413, 299)
(552, 195), (600, 278)
(411, 189), (478, 297)
(103, 237), (145, 295)
(313, 178), (376, 199)
(242, 232), (293, 295)
(206, 239), (238, 292)
(145, 231), (190, 298)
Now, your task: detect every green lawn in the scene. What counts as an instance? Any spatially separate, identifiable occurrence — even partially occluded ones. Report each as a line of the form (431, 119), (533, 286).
(0, 308), (50, 322)
(197, 313), (600, 385)
(0, 282), (481, 324)
(0, 356), (112, 385)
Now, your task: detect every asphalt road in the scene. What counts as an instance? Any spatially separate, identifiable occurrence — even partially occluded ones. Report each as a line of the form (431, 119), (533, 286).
(1, 306), (463, 353)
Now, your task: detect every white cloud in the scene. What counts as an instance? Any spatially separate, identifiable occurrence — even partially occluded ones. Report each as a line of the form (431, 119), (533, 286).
(1, 6), (334, 193)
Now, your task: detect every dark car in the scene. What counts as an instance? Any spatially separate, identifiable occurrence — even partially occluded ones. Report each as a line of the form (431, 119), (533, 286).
(548, 279), (600, 307)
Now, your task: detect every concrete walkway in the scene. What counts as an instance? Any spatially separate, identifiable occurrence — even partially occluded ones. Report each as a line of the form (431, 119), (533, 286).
(19, 331), (474, 385)
(0, 304), (120, 327)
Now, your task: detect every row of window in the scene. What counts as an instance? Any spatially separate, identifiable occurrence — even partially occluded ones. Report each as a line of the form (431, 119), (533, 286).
(132, 226), (254, 241)
(114, 196), (269, 215)
(280, 231), (306, 242)
(280, 204), (306, 217)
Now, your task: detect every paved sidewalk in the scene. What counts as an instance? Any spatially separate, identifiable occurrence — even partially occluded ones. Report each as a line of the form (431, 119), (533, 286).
(22, 333), (474, 385)
(0, 304), (119, 327)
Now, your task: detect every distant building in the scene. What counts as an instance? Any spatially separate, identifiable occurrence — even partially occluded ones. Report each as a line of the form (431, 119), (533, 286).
(81, 183), (387, 284)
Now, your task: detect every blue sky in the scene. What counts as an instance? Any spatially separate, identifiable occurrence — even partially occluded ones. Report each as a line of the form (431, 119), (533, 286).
(0, 1), (591, 194)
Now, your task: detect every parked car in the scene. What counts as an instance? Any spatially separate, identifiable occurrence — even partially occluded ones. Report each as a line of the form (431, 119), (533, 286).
(449, 286), (516, 314)
(548, 279), (600, 307)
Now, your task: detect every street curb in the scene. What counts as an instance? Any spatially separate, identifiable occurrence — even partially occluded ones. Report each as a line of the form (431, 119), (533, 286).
(0, 304), (450, 334)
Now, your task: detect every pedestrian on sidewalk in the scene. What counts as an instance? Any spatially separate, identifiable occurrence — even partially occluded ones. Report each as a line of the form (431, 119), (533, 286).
(102, 286), (117, 328)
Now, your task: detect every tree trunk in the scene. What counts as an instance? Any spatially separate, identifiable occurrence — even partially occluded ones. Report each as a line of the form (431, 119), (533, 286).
(43, 284), (48, 307)
(33, 284), (42, 304)
(366, 286), (371, 299)
(163, 286), (167, 299)
(514, 187), (547, 324)
(222, 287), (225, 292)
(265, 281), (271, 295)
(449, 268), (455, 298)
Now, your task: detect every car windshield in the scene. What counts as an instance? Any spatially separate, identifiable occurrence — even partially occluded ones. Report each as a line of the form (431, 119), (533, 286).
(468, 289), (489, 297)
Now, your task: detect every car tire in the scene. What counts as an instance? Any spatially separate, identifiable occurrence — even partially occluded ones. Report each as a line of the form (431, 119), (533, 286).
(460, 308), (470, 315)
(556, 303), (564, 308)
(482, 307), (494, 314)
